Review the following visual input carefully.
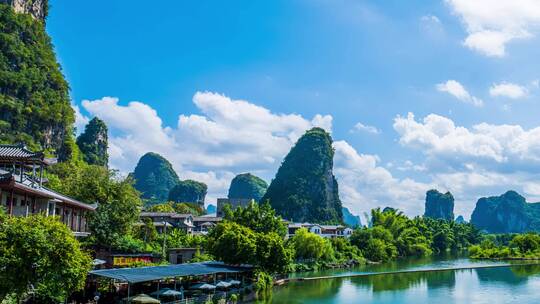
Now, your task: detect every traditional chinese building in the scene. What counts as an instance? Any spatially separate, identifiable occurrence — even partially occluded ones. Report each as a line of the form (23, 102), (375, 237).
(0, 144), (95, 236)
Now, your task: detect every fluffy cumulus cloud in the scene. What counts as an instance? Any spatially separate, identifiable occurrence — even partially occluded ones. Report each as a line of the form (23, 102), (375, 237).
(445, 0), (540, 57)
(436, 80), (483, 107)
(80, 92), (429, 216)
(333, 141), (431, 216)
(81, 92), (335, 205)
(394, 112), (540, 217)
(351, 122), (380, 134)
(489, 82), (528, 99)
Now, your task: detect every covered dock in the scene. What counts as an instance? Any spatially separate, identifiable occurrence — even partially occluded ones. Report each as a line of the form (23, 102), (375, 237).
(90, 261), (251, 284)
(88, 261), (252, 303)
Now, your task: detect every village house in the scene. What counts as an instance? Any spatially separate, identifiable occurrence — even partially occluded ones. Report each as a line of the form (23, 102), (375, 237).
(0, 144), (95, 236)
(138, 212), (223, 235)
(286, 222), (353, 238)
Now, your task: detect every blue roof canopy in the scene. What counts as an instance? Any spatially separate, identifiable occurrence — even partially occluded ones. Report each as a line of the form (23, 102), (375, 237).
(90, 262), (251, 283)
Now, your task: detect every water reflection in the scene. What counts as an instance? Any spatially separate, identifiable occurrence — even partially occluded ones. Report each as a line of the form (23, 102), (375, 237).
(262, 263), (540, 304)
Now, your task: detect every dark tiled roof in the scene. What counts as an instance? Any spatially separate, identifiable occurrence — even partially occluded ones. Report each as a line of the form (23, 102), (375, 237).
(0, 143), (44, 161)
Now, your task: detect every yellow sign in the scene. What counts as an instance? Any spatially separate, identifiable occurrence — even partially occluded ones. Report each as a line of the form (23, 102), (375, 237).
(113, 256), (152, 266)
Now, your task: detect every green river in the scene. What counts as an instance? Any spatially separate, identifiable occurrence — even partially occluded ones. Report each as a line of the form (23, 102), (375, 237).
(257, 256), (540, 303)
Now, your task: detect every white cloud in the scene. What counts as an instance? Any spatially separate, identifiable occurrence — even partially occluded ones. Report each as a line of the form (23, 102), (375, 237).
(72, 104), (89, 134)
(393, 112), (540, 167)
(445, 0), (540, 57)
(436, 80), (483, 107)
(351, 122), (380, 134)
(393, 112), (540, 218)
(79, 92), (442, 217)
(489, 82), (528, 99)
(333, 141), (431, 216)
(80, 92), (339, 209)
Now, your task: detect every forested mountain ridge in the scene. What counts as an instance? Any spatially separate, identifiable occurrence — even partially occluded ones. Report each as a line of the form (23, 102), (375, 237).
(132, 152), (180, 204)
(76, 117), (108, 166)
(228, 173), (268, 202)
(0, 3), (76, 160)
(262, 127), (343, 224)
(471, 190), (540, 233)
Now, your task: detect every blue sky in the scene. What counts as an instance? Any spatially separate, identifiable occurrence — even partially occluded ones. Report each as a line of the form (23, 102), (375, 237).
(48, 0), (540, 219)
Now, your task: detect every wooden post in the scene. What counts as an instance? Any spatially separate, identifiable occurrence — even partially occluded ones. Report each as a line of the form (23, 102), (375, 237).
(39, 165), (43, 187)
(24, 193), (28, 217)
(8, 189), (14, 216)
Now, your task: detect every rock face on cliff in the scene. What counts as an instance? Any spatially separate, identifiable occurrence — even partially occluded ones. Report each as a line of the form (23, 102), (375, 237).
(227, 173), (268, 202)
(342, 207), (362, 227)
(470, 191), (540, 233)
(424, 190), (454, 221)
(132, 153), (180, 204)
(262, 128), (343, 223)
(76, 117), (108, 166)
(168, 179), (207, 207)
(0, 0), (47, 21)
(0, 3), (75, 160)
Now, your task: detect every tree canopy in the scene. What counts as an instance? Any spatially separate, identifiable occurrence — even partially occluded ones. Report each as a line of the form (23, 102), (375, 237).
(223, 200), (287, 237)
(0, 212), (92, 302)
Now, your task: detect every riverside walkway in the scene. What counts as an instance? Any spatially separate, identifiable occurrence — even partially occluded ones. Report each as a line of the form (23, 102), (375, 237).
(286, 262), (540, 282)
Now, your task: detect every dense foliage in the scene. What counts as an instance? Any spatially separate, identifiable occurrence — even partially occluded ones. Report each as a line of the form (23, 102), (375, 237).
(168, 179), (207, 205)
(132, 152), (180, 204)
(208, 202), (293, 273)
(76, 117), (108, 166)
(0, 4), (75, 160)
(262, 128), (343, 223)
(469, 233), (540, 259)
(228, 173), (268, 202)
(350, 208), (480, 262)
(471, 191), (540, 233)
(223, 201), (287, 237)
(0, 211), (92, 302)
(47, 162), (142, 250)
(206, 221), (293, 273)
(424, 189), (454, 221)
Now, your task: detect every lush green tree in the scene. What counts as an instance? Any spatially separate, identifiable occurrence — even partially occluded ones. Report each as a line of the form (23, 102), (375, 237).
(132, 152), (180, 204)
(262, 128), (343, 223)
(350, 226), (397, 262)
(228, 173), (268, 202)
(89, 177), (142, 249)
(223, 201), (287, 237)
(207, 221), (257, 265)
(289, 228), (334, 261)
(510, 233), (540, 253)
(0, 4), (75, 160)
(47, 162), (142, 249)
(76, 117), (109, 166)
(0, 214), (91, 302)
(255, 232), (294, 273)
(330, 237), (363, 262)
(168, 179), (207, 205)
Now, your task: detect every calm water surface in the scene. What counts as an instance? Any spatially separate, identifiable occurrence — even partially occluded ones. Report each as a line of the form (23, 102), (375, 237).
(259, 256), (540, 304)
